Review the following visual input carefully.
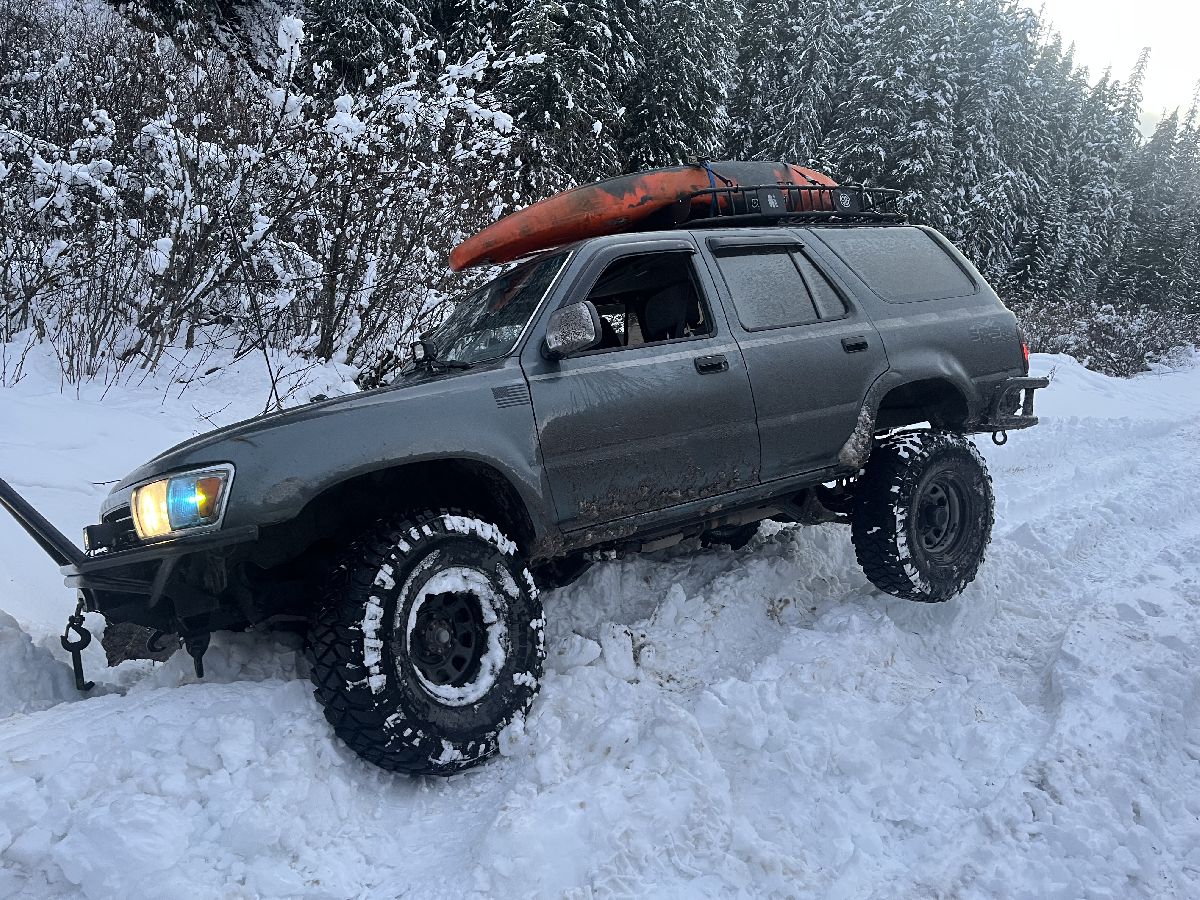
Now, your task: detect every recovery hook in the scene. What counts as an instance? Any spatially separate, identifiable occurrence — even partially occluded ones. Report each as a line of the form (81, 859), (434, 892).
(60, 597), (95, 692)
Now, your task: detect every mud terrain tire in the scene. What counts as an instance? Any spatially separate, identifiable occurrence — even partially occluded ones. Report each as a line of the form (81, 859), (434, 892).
(851, 431), (994, 603)
(307, 510), (544, 775)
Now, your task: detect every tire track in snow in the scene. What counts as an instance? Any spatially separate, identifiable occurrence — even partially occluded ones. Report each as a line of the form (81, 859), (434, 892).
(872, 415), (1200, 899)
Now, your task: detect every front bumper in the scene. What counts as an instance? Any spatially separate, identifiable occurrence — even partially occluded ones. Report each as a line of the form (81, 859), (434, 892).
(0, 476), (257, 612)
(62, 526), (259, 597)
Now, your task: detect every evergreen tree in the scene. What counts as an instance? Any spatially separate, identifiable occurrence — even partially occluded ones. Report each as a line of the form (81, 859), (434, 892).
(496, 0), (632, 196)
(727, 0), (845, 164)
(1107, 110), (1184, 309)
(725, 0), (788, 160)
(303, 0), (427, 85)
(619, 0), (733, 169)
(943, 0), (1041, 278)
(821, 0), (956, 228)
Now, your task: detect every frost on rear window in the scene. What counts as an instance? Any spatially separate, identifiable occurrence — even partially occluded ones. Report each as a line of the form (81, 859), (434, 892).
(817, 227), (977, 303)
(714, 248), (820, 330)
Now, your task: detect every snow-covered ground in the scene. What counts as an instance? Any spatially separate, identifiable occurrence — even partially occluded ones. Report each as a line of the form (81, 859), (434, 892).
(2, 350), (1199, 898)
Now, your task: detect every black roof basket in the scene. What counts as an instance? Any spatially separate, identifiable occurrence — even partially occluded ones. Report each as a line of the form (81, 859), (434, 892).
(673, 183), (906, 228)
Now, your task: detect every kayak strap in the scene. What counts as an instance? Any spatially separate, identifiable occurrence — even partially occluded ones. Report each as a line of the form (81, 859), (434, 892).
(699, 161), (734, 217)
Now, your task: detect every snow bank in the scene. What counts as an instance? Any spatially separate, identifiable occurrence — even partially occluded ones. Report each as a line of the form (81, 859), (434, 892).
(1032, 350), (1200, 420)
(1, 349), (1199, 897)
(0, 612), (77, 718)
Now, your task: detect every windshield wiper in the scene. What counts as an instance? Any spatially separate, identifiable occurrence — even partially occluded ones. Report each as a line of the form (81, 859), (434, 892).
(427, 356), (473, 371)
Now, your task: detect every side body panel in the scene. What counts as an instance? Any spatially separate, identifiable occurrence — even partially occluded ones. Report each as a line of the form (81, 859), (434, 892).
(106, 358), (558, 551)
(520, 238), (761, 532)
(696, 229), (889, 478)
(803, 226), (1027, 421)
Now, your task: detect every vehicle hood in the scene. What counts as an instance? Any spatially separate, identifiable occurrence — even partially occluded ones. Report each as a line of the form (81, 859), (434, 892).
(109, 364), (489, 495)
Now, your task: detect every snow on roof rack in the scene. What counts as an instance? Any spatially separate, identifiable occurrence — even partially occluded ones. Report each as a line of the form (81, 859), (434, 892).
(677, 183), (906, 228)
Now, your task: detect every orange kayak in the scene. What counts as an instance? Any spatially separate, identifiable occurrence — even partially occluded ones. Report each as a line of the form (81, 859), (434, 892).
(450, 161), (837, 271)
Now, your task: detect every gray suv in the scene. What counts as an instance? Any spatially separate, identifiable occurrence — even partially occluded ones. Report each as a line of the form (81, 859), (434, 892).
(1, 221), (1046, 775)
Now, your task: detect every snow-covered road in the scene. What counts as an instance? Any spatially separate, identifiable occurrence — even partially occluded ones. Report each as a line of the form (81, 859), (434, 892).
(1, 352), (1198, 898)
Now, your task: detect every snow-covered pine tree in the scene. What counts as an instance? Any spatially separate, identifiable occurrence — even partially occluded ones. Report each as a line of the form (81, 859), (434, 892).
(432, 0), (505, 57)
(619, 0), (734, 170)
(725, 0), (787, 160)
(1169, 97), (1200, 313)
(942, 0), (1042, 280)
(495, 0), (628, 199)
(302, 0), (428, 85)
(727, 0), (844, 165)
(821, 0), (955, 228)
(999, 34), (1074, 304)
(1105, 109), (1183, 311)
(1053, 65), (1139, 303)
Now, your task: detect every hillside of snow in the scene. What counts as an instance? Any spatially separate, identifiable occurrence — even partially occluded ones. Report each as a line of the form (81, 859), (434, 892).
(1, 350), (1199, 898)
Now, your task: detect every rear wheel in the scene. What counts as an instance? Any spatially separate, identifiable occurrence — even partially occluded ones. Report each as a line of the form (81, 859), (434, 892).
(307, 510), (544, 775)
(851, 431), (994, 603)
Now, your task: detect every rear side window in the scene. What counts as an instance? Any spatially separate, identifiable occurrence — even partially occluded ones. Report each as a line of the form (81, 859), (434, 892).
(712, 246), (847, 331)
(817, 227), (976, 303)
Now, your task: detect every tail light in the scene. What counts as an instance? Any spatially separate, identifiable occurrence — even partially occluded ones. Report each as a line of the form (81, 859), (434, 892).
(1017, 326), (1030, 374)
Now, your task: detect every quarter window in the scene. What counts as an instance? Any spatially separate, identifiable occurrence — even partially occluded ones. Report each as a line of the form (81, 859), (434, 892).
(816, 227), (977, 302)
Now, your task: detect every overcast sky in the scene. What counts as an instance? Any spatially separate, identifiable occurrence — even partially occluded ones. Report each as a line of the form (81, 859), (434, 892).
(1020, 0), (1199, 131)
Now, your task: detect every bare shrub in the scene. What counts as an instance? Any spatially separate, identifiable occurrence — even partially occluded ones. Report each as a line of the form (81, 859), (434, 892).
(0, 2), (516, 388)
(1014, 297), (1200, 377)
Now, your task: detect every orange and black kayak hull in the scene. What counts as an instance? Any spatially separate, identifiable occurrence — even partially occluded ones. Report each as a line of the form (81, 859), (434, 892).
(449, 161), (837, 271)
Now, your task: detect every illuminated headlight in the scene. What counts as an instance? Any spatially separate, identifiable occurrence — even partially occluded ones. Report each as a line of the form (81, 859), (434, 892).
(131, 466), (233, 541)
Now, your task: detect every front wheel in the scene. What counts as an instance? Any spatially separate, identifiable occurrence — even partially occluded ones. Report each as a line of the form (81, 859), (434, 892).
(307, 510), (544, 775)
(851, 431), (994, 603)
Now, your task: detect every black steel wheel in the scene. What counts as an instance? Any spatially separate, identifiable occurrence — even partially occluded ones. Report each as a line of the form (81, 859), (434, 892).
(917, 476), (965, 557)
(851, 431), (994, 603)
(307, 510), (544, 775)
(409, 590), (489, 687)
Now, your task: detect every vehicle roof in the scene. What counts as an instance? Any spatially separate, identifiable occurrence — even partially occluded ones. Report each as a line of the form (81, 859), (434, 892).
(522, 221), (917, 263)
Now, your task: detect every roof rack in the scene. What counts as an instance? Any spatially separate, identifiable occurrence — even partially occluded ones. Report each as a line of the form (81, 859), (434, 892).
(676, 183), (905, 229)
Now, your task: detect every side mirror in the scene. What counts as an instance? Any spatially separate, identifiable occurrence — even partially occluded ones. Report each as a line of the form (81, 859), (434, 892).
(543, 301), (602, 359)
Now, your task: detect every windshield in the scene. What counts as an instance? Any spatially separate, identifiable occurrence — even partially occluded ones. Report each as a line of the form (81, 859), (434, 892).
(427, 252), (569, 365)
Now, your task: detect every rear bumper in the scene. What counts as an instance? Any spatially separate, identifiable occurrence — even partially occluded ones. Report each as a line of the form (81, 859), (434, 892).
(976, 375), (1050, 432)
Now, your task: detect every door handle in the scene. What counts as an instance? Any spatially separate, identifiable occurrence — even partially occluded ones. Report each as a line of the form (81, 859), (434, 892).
(694, 354), (729, 374)
(841, 336), (869, 353)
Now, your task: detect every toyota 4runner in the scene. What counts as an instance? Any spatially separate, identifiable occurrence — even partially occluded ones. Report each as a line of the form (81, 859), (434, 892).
(1, 187), (1047, 775)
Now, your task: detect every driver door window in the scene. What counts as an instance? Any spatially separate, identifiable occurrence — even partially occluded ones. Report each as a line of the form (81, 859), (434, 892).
(582, 252), (714, 351)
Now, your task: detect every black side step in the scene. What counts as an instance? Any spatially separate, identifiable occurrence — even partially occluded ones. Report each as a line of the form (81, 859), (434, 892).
(0, 477), (86, 568)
